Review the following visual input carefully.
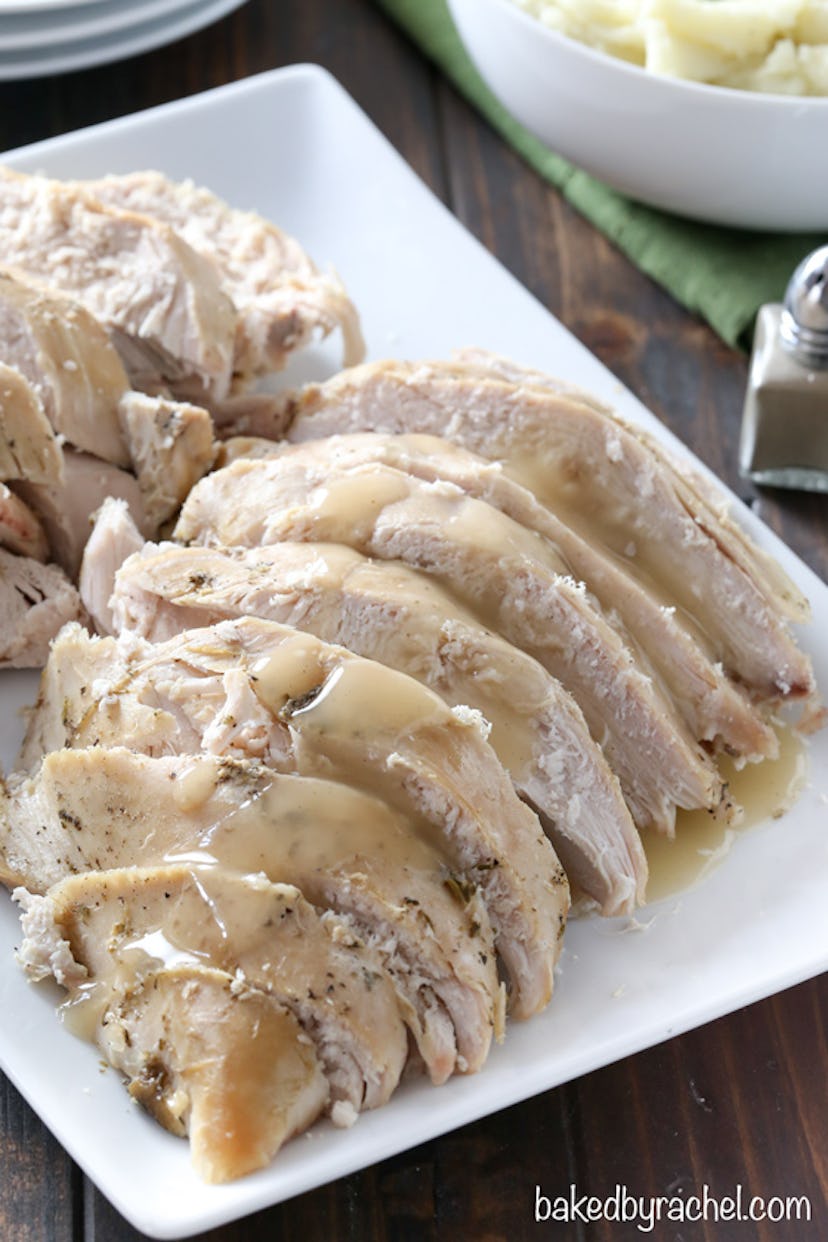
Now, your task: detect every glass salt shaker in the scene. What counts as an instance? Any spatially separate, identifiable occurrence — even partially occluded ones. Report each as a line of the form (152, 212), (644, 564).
(739, 245), (828, 492)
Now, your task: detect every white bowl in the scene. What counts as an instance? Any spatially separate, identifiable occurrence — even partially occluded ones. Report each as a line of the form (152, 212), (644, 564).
(447, 0), (828, 231)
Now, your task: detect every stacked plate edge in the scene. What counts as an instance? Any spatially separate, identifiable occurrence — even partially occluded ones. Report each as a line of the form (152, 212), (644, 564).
(0, 0), (248, 79)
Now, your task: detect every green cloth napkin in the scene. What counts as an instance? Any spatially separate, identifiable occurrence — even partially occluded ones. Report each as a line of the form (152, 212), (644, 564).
(376, 0), (825, 350)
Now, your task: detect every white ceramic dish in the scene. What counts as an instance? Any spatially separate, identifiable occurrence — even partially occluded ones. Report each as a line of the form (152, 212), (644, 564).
(0, 0), (106, 12)
(0, 0), (246, 78)
(0, 65), (826, 1240)
(0, 0), (206, 53)
(448, 0), (828, 231)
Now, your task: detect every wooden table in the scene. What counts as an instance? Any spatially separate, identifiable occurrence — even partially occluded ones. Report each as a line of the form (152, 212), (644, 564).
(0, 3), (825, 1238)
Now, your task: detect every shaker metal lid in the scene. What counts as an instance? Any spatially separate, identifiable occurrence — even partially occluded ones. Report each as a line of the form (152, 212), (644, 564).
(780, 245), (828, 365)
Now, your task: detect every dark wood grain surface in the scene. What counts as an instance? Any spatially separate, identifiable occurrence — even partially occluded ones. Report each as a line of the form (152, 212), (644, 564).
(0, 2), (825, 1239)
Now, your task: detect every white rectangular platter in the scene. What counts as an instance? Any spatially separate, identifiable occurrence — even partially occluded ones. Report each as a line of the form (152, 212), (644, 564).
(0, 65), (826, 1240)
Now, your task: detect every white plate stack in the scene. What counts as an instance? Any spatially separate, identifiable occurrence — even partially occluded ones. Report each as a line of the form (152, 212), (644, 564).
(0, 0), (249, 79)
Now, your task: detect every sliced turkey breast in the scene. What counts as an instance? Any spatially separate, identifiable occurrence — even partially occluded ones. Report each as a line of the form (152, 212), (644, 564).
(0, 485), (47, 561)
(108, 539), (645, 915)
(0, 269), (215, 536)
(12, 448), (151, 579)
(1, 747), (500, 1083)
(82, 170), (365, 381)
(175, 457), (723, 834)
(0, 167), (236, 401)
(78, 498), (145, 634)
(221, 432), (776, 763)
(19, 618), (569, 1020)
(116, 390), (214, 529)
(0, 362), (64, 486)
(453, 348), (807, 625)
(0, 548), (82, 668)
(450, 346), (610, 413)
(0, 269), (129, 466)
(16, 864), (405, 1117)
(15, 929), (328, 1184)
(211, 393), (296, 443)
(282, 358), (814, 703)
(105, 965), (328, 1183)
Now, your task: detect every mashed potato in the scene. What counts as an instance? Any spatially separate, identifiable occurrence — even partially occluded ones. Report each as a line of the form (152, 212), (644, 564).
(511, 0), (828, 94)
